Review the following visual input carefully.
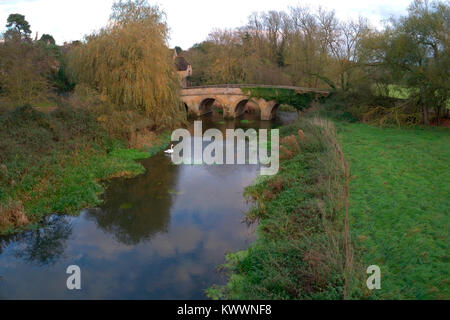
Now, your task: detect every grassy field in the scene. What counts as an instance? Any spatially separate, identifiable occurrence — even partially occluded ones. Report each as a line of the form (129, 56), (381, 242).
(337, 122), (450, 299)
(384, 85), (412, 100)
(376, 84), (450, 110)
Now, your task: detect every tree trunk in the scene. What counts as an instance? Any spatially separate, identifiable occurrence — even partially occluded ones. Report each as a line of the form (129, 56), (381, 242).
(435, 107), (441, 125)
(422, 106), (429, 125)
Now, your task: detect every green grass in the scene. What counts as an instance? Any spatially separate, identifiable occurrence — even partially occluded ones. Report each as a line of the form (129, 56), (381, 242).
(337, 122), (450, 299)
(108, 148), (150, 161)
(377, 85), (450, 110)
(372, 84), (413, 100)
(33, 100), (58, 110)
(1, 144), (151, 235)
(207, 117), (351, 300)
(386, 85), (412, 99)
(279, 104), (298, 112)
(22, 148), (149, 220)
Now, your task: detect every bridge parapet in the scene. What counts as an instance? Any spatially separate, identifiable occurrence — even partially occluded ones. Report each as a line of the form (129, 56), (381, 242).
(182, 84), (330, 95)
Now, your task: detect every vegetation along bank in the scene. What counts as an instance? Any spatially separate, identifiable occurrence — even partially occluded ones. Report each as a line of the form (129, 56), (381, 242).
(0, 105), (170, 234)
(0, 1), (178, 234)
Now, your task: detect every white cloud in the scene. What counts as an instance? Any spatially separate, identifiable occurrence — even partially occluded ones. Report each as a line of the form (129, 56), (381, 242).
(0, 0), (411, 47)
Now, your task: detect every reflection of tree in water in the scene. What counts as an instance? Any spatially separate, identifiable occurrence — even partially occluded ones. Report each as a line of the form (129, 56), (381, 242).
(86, 153), (180, 245)
(0, 235), (15, 256)
(0, 215), (73, 266)
(84, 114), (287, 246)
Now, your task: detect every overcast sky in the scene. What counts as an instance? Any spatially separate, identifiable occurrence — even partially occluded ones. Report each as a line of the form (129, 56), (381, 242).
(0, 0), (412, 49)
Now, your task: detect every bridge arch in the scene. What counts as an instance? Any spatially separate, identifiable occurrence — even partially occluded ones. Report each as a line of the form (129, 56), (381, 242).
(235, 99), (249, 117)
(270, 103), (280, 119)
(211, 96), (227, 111)
(199, 98), (215, 115)
(245, 100), (261, 114)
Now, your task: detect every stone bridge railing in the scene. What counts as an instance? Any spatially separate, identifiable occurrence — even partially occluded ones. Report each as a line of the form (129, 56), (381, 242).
(183, 84), (330, 94)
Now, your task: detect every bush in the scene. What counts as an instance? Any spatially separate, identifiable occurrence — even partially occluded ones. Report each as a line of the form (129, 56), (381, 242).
(0, 199), (28, 230)
(0, 38), (57, 106)
(63, 85), (158, 147)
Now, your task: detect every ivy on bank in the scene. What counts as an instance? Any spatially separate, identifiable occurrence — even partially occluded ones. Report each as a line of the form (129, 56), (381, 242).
(241, 87), (317, 111)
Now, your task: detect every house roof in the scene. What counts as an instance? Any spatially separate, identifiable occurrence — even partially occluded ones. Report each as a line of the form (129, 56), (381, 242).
(175, 56), (190, 71)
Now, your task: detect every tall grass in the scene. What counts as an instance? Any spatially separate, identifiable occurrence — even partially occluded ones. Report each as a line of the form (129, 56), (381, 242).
(207, 116), (361, 299)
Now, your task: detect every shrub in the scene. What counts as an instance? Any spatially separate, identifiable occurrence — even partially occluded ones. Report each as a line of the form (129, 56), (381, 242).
(0, 199), (28, 229)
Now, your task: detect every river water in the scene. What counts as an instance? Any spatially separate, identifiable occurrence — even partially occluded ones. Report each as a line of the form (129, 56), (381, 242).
(0, 112), (297, 300)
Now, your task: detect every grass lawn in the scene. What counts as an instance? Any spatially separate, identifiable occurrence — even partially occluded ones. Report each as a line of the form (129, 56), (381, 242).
(337, 122), (450, 299)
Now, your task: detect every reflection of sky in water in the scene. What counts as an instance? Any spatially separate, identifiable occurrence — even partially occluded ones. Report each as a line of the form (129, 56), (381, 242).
(0, 113), (296, 300)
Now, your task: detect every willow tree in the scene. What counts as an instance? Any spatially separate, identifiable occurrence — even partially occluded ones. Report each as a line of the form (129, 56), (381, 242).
(68, 0), (184, 129)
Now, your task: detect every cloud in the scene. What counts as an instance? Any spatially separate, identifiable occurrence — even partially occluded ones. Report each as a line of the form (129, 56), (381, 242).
(0, 0), (411, 47)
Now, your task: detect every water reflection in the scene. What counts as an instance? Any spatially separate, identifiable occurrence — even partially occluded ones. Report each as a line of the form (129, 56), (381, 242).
(85, 153), (179, 245)
(0, 112), (297, 299)
(1, 215), (72, 266)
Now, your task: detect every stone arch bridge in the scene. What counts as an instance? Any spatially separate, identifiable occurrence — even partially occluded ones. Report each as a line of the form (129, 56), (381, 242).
(181, 85), (330, 120)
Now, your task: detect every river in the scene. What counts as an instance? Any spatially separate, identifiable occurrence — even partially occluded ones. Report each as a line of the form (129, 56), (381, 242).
(0, 112), (297, 299)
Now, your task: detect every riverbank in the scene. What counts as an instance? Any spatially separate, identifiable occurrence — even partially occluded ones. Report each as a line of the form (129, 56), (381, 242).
(208, 110), (449, 300)
(0, 105), (170, 235)
(207, 115), (358, 299)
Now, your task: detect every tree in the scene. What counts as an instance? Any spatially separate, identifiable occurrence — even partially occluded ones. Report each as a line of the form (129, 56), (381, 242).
(183, 5), (373, 90)
(328, 17), (371, 92)
(0, 39), (55, 105)
(361, 0), (449, 124)
(67, 0), (184, 129)
(175, 46), (182, 55)
(398, 0), (449, 124)
(6, 14), (31, 38)
(39, 34), (56, 45)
